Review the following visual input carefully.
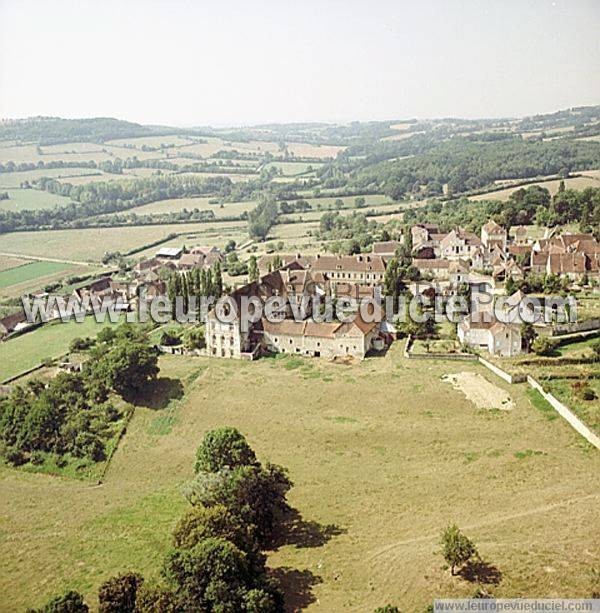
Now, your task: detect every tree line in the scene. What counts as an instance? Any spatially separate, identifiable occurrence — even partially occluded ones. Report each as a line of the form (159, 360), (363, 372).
(0, 325), (159, 469)
(405, 184), (600, 236)
(332, 137), (600, 200)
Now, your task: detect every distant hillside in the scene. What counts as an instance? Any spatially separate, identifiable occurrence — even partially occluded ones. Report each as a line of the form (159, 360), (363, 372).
(0, 116), (181, 145)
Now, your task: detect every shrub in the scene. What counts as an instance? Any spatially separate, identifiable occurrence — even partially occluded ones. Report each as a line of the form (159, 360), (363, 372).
(98, 572), (144, 613)
(160, 330), (182, 347)
(69, 337), (95, 352)
(532, 336), (558, 356)
(29, 590), (88, 612)
(133, 584), (177, 613)
(30, 450), (45, 466)
(582, 387), (597, 401)
(5, 446), (27, 466)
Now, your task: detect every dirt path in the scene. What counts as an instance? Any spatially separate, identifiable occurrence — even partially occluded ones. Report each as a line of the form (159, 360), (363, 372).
(366, 491), (600, 563)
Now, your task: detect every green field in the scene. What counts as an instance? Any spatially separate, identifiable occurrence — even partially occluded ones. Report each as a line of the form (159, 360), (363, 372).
(1, 347), (598, 610)
(0, 316), (124, 382)
(0, 188), (71, 211)
(0, 260), (73, 289)
(265, 161), (323, 176)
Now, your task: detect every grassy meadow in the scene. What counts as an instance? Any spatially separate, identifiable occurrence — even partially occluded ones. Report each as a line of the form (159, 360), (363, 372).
(0, 260), (73, 289)
(0, 188), (71, 211)
(1, 346), (598, 611)
(0, 316), (125, 382)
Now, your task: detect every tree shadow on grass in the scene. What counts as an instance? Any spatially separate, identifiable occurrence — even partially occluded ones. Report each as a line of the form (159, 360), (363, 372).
(270, 508), (346, 550)
(269, 567), (322, 612)
(459, 559), (503, 586)
(130, 377), (184, 409)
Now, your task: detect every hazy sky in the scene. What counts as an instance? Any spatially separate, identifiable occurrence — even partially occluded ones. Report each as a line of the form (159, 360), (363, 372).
(1, 0), (599, 126)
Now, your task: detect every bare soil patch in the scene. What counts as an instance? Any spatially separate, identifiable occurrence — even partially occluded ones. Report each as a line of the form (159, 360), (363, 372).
(442, 372), (515, 410)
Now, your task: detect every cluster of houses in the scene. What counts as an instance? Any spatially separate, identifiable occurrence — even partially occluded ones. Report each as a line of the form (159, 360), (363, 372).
(0, 245), (224, 340)
(411, 221), (600, 285)
(133, 245), (223, 298)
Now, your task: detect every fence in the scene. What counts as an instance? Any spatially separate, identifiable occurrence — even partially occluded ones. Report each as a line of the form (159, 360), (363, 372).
(527, 376), (600, 450)
(478, 356), (527, 384)
(551, 319), (600, 336)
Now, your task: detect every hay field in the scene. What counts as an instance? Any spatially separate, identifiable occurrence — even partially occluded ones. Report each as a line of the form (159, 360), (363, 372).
(105, 135), (194, 149)
(0, 168), (103, 189)
(0, 188), (71, 211)
(307, 194), (389, 208)
(470, 175), (600, 201)
(265, 161), (323, 176)
(39, 143), (107, 155)
(0, 221), (244, 261)
(0, 255), (28, 271)
(0, 141), (164, 165)
(175, 171), (258, 183)
(126, 197), (256, 217)
(1, 348), (598, 610)
(54, 172), (135, 185)
(285, 142), (345, 158)
(0, 144), (116, 165)
(164, 138), (236, 158)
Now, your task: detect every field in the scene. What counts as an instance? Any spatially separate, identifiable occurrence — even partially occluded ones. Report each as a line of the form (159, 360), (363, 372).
(0, 221), (247, 261)
(1, 346), (598, 611)
(0, 316), (124, 382)
(0, 168), (104, 188)
(0, 260), (73, 289)
(125, 197), (257, 217)
(0, 188), (71, 211)
(124, 193), (391, 220)
(0, 256), (27, 272)
(105, 135), (195, 149)
(470, 175), (600, 202)
(265, 161), (323, 176)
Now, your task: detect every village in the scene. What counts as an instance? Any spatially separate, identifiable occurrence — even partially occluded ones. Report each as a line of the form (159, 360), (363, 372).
(2, 220), (598, 364)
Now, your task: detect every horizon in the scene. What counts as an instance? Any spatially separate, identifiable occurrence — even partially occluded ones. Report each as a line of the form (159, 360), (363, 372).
(1, 0), (599, 126)
(2, 102), (598, 131)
